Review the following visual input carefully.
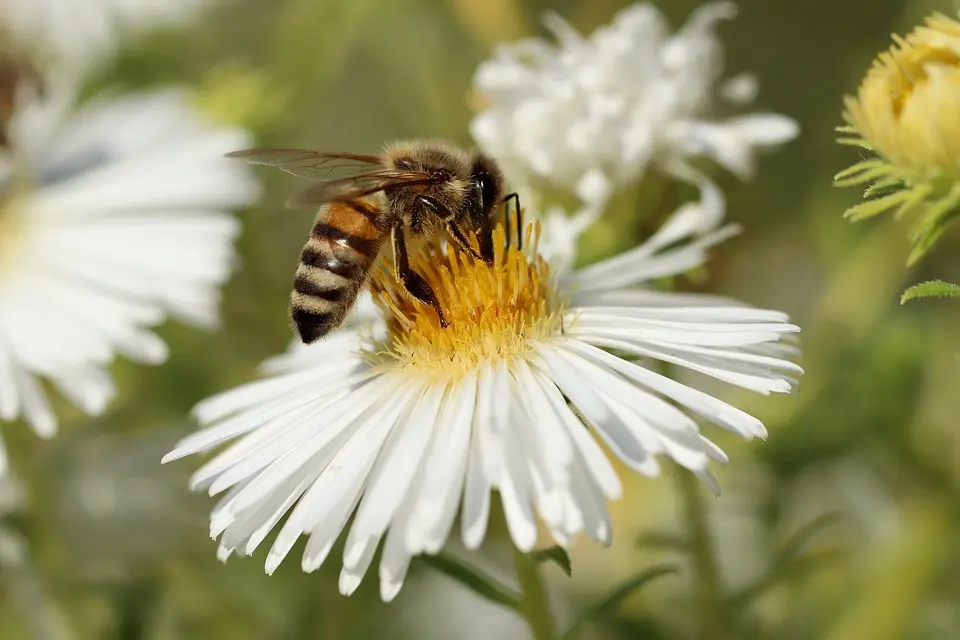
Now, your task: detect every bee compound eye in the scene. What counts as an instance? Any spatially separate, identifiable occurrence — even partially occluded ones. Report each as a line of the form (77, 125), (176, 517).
(476, 173), (496, 209)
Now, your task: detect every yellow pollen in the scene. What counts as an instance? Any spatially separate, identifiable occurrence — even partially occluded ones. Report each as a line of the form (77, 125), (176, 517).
(844, 12), (960, 179)
(369, 222), (565, 379)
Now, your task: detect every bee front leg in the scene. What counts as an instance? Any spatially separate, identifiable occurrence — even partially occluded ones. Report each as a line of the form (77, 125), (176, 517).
(417, 195), (489, 264)
(445, 219), (488, 264)
(502, 192), (522, 250)
(392, 226), (449, 327)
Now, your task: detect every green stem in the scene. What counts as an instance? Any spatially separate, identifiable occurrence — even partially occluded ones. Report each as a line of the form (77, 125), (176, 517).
(675, 465), (729, 640)
(513, 545), (558, 640)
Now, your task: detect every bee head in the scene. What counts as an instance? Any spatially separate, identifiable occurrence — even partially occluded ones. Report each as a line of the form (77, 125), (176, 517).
(467, 150), (504, 229)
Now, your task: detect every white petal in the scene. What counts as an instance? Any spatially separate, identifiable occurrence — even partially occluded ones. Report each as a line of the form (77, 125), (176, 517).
(560, 340), (769, 439)
(531, 367), (622, 499)
(571, 225), (740, 292)
(407, 374), (476, 554)
(349, 382), (446, 540)
(498, 430), (538, 552)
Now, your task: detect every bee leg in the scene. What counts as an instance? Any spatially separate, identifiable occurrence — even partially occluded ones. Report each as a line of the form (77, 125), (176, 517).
(392, 226), (449, 327)
(478, 218), (495, 264)
(445, 219), (488, 263)
(502, 193), (521, 250)
(418, 195), (489, 264)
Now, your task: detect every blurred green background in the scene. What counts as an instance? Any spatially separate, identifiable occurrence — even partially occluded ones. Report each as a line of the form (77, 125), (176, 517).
(4, 0), (960, 638)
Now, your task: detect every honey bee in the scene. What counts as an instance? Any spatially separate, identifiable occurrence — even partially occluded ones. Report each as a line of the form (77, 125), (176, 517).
(227, 140), (520, 343)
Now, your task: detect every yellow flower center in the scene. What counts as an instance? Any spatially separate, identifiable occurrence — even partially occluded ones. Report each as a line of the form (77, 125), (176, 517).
(844, 12), (960, 180)
(370, 222), (566, 379)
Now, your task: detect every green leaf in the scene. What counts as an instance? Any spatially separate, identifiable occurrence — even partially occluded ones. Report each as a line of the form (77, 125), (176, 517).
(906, 228), (945, 266)
(635, 530), (689, 551)
(774, 512), (843, 565)
(834, 125), (872, 149)
(834, 125), (858, 134)
(560, 565), (678, 640)
(905, 185), (960, 265)
(892, 184), (933, 221)
(862, 178), (905, 199)
(835, 136), (869, 148)
(833, 159), (885, 185)
(533, 546), (572, 577)
(843, 189), (915, 222)
(729, 513), (846, 611)
(420, 552), (521, 611)
(729, 548), (845, 610)
(834, 165), (894, 187)
(901, 280), (960, 304)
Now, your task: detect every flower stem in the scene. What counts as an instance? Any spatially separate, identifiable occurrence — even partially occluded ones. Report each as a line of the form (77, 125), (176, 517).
(513, 545), (557, 640)
(675, 464), (730, 640)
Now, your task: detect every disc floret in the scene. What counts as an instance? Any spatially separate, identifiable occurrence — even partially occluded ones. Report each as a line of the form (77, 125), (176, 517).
(370, 224), (566, 378)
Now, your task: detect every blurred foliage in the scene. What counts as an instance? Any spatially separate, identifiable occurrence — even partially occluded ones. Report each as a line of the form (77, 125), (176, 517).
(2, 0), (960, 638)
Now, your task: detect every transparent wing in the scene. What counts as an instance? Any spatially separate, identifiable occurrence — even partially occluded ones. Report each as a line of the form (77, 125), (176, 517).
(286, 171), (439, 208)
(225, 148), (383, 181)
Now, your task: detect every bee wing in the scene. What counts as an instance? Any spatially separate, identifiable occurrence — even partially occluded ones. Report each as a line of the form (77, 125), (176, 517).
(285, 170), (439, 208)
(225, 148), (382, 181)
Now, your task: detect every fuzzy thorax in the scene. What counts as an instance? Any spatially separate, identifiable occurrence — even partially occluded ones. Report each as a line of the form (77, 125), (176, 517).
(370, 223), (566, 378)
(844, 13), (960, 180)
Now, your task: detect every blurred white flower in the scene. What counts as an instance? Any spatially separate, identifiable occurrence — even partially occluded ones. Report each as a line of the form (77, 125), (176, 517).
(165, 213), (800, 602)
(470, 2), (799, 233)
(0, 83), (258, 463)
(0, 0), (212, 75)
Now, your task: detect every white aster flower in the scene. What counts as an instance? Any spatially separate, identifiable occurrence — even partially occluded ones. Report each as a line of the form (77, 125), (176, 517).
(0, 0), (213, 75)
(470, 1), (799, 232)
(164, 211), (801, 602)
(0, 83), (258, 461)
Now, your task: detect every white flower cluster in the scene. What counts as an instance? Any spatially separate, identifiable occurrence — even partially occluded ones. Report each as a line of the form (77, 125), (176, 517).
(471, 1), (798, 233)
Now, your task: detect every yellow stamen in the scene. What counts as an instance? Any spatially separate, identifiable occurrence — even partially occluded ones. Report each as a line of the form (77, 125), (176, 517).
(369, 222), (566, 379)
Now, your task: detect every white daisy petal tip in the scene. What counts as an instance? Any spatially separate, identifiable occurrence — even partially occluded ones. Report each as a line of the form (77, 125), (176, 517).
(210, 511), (234, 539)
(380, 579), (404, 603)
(697, 470), (722, 497)
(264, 552), (287, 577)
(338, 569), (364, 597)
(596, 523), (613, 547)
(171, 216), (798, 599)
(0, 83), (258, 439)
(216, 545), (234, 563)
(461, 521), (488, 551)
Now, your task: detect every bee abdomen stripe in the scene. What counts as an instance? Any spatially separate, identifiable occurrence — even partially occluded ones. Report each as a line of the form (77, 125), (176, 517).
(291, 308), (336, 342)
(312, 221), (379, 258)
(349, 200), (381, 224)
(294, 273), (349, 302)
(300, 246), (365, 280)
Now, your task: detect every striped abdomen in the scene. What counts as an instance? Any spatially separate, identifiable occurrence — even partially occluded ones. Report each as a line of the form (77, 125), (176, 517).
(291, 200), (384, 343)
